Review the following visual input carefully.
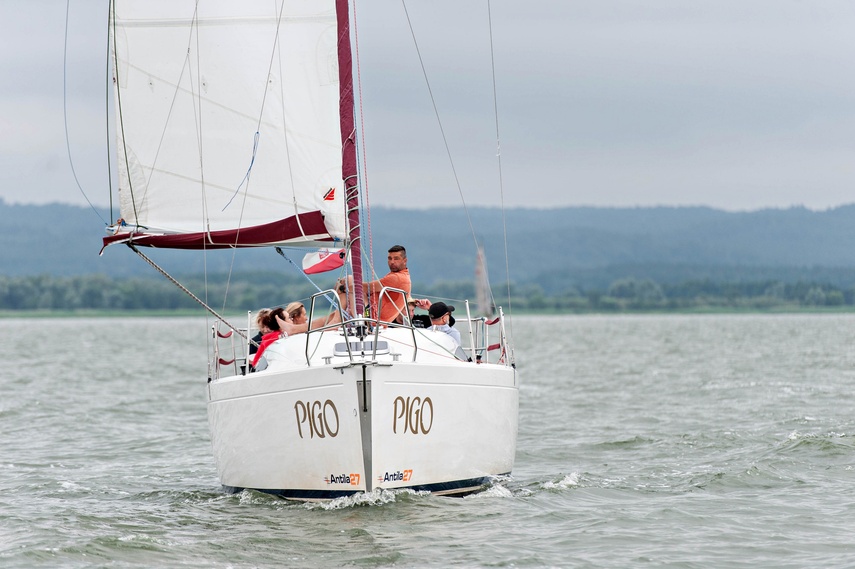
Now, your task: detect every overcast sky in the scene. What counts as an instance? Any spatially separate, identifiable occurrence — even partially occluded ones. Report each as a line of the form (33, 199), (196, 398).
(2, 0), (855, 213)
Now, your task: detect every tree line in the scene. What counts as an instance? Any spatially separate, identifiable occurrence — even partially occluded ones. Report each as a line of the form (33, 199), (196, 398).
(514, 277), (852, 312)
(1, 274), (854, 313)
(0, 274), (320, 312)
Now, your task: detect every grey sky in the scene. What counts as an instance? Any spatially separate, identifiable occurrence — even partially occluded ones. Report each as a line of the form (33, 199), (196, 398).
(2, 0), (855, 212)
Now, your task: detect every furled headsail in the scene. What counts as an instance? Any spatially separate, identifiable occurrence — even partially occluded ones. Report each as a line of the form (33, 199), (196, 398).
(104, 0), (346, 250)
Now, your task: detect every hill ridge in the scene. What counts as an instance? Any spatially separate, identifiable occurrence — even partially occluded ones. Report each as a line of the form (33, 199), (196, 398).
(4, 199), (855, 293)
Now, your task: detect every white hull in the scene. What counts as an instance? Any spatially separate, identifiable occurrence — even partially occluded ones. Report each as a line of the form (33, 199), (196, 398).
(207, 324), (518, 500)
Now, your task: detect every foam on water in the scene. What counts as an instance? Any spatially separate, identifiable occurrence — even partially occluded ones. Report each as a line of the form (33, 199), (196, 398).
(540, 472), (580, 490)
(311, 488), (429, 510)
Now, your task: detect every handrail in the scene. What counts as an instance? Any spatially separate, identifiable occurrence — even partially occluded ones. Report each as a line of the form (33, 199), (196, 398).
(211, 322), (249, 379)
(374, 285), (418, 362)
(303, 286), (414, 365)
(497, 306), (512, 365)
(463, 299), (476, 362)
(210, 292), (511, 374)
(444, 306), (514, 366)
(305, 288), (350, 366)
(303, 285), (419, 364)
(245, 310), (252, 369)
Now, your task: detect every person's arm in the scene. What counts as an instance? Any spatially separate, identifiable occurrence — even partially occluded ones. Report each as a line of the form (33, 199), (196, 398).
(275, 314), (306, 335)
(363, 279), (383, 295)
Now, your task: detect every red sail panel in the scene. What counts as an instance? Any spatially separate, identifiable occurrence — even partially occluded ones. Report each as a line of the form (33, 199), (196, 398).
(102, 211), (332, 251)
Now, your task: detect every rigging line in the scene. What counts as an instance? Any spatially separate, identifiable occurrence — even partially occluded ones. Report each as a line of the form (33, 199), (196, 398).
(486, 2), (514, 363)
(183, 6), (215, 353)
(187, 1), (206, 239)
(273, 7), (300, 235)
(185, 3), (220, 317)
(103, 4), (114, 222)
(63, 0), (107, 225)
(400, 1), (481, 254)
(222, 0), (287, 216)
(221, 132), (259, 212)
(220, 0), (288, 313)
(274, 247), (349, 316)
(487, 0), (513, 331)
(127, 243), (253, 344)
(216, 168), (249, 315)
(351, 0), (374, 276)
(109, 0), (140, 225)
(164, 3), (215, 324)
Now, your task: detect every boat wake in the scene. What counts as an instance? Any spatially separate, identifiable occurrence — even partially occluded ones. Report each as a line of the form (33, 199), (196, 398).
(223, 475), (525, 509)
(309, 488), (430, 510)
(540, 472), (581, 491)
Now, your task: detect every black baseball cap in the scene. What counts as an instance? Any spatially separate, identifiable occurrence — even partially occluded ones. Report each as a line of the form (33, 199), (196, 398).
(428, 302), (455, 319)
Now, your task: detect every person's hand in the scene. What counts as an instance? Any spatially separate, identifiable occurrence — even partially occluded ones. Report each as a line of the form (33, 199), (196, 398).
(415, 299), (431, 310)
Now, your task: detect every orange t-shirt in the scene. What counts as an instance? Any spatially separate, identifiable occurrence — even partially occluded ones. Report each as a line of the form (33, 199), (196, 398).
(369, 269), (411, 323)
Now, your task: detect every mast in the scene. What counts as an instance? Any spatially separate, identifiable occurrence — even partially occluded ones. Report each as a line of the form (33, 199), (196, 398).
(336, 0), (364, 316)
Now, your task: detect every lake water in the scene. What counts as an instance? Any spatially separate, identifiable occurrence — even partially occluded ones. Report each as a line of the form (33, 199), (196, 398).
(2, 314), (854, 568)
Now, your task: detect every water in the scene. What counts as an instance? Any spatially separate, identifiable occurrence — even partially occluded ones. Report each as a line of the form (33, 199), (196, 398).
(2, 314), (855, 568)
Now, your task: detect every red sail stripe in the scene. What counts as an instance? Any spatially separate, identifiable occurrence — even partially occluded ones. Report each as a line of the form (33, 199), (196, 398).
(102, 211), (331, 251)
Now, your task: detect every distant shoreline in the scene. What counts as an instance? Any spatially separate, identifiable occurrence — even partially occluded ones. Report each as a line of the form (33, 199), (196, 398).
(0, 309), (230, 319)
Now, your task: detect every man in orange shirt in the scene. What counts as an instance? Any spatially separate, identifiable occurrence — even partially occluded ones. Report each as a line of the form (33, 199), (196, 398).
(364, 244), (411, 323)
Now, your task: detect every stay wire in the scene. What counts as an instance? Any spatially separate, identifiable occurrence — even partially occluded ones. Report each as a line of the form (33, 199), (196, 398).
(274, 248), (349, 316)
(185, 3), (217, 325)
(486, 0), (514, 348)
(109, 0), (140, 225)
(103, 4), (113, 222)
(128, 243), (252, 344)
(64, 0), (107, 226)
(400, 0), (480, 252)
(351, 0), (375, 282)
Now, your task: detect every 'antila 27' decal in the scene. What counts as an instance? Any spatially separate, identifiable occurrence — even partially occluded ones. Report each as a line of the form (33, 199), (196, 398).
(294, 400), (339, 439)
(378, 470), (413, 483)
(325, 473), (361, 486)
(392, 396), (433, 434)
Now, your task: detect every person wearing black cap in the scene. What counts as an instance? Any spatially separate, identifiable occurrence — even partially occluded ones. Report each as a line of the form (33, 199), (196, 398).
(428, 301), (461, 346)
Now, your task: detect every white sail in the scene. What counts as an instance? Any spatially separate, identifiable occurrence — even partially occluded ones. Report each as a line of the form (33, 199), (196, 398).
(108, 0), (345, 248)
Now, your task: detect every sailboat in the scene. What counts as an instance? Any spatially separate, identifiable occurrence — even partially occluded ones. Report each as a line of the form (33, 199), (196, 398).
(103, 0), (518, 500)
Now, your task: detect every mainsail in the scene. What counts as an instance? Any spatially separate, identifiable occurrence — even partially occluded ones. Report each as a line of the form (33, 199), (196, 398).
(104, 1), (347, 250)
